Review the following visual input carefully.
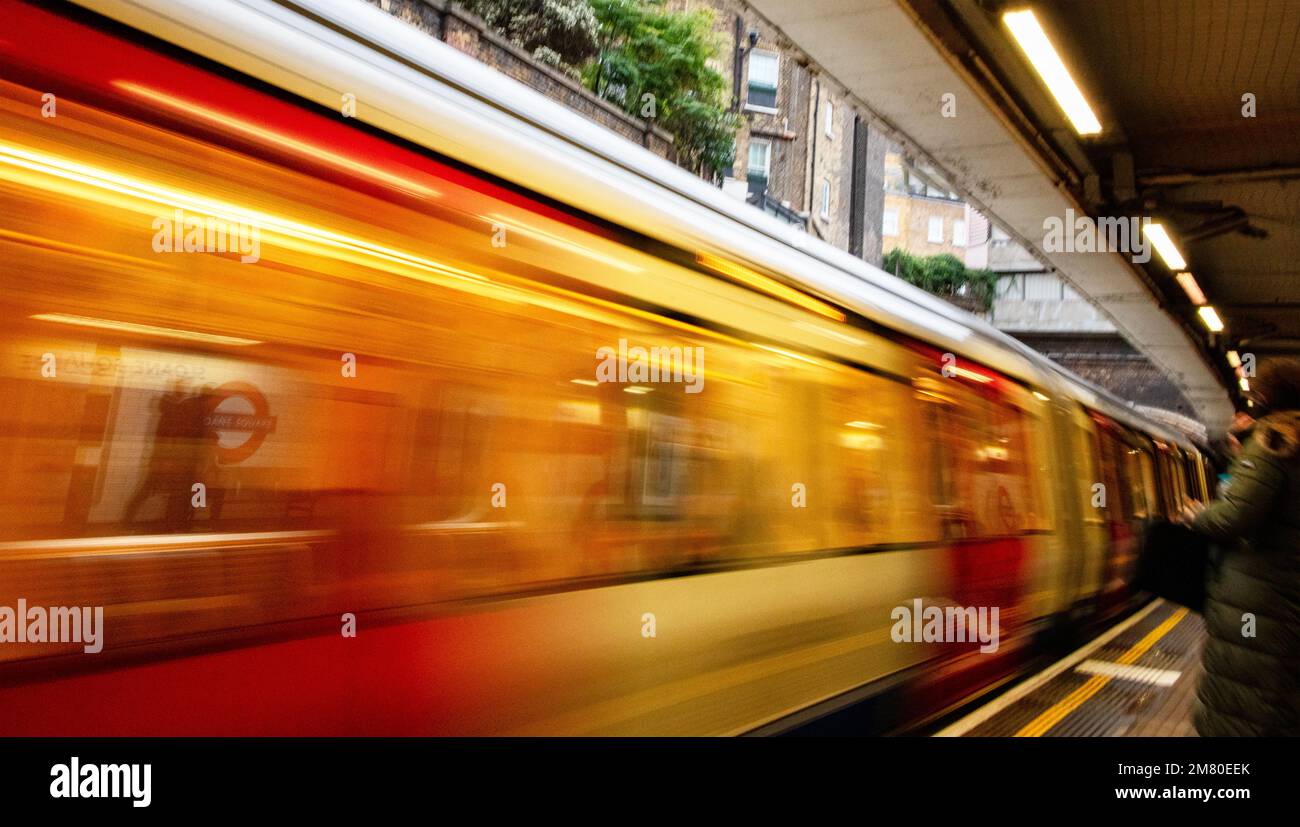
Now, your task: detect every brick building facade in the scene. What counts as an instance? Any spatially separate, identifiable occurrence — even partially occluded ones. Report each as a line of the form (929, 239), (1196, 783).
(366, 1), (1189, 417)
(365, 0), (674, 158)
(368, 0), (886, 265)
(881, 146), (972, 262)
(673, 0), (886, 263)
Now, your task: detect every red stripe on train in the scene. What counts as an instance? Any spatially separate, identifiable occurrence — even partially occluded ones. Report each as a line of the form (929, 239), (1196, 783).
(0, 0), (611, 238)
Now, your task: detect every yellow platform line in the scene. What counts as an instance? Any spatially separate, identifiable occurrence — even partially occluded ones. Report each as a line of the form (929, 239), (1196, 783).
(1014, 607), (1189, 737)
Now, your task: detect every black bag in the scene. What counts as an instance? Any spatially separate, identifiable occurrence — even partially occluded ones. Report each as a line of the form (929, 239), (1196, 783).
(1134, 519), (1208, 612)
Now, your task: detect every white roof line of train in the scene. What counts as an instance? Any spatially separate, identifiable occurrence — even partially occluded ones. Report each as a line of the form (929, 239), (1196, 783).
(75, 0), (1195, 449)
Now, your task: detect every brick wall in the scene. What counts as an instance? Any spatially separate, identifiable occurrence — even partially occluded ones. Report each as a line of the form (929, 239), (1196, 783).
(365, 0), (675, 159)
(855, 119), (888, 267)
(676, 0), (812, 210)
(807, 78), (852, 247)
(1017, 333), (1197, 416)
(882, 192), (969, 259)
(370, 0), (883, 264)
(673, 0), (884, 263)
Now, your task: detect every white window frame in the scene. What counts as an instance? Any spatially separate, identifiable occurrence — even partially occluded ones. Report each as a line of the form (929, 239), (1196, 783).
(745, 50), (779, 113)
(953, 219), (967, 246)
(747, 139), (771, 182)
(882, 208), (899, 237)
(927, 216), (944, 243)
(824, 103), (834, 138)
(820, 178), (831, 220)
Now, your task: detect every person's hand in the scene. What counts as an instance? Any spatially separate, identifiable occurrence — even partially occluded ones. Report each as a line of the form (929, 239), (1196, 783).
(1230, 411), (1255, 435)
(1176, 499), (1206, 525)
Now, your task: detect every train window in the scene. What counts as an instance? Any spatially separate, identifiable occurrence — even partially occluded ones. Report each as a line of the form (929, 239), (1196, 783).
(928, 384), (1040, 538)
(1152, 449), (1170, 517)
(1088, 420), (1157, 529)
(1120, 444), (1149, 520)
(1099, 429), (1129, 522)
(1137, 444), (1159, 516)
(824, 370), (933, 547)
(734, 352), (935, 557)
(1154, 445), (1185, 518)
(1172, 450), (1190, 505)
(1186, 453), (1208, 500)
(1075, 419), (1105, 525)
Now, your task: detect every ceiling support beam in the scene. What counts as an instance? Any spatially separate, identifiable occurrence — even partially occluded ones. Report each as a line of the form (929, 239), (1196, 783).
(1140, 165), (1300, 187)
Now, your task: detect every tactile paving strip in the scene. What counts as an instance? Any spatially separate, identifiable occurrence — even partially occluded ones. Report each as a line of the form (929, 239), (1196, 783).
(957, 601), (1205, 737)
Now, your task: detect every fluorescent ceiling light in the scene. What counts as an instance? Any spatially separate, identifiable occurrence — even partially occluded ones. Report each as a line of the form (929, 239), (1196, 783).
(1240, 376), (1251, 392)
(1226, 350), (1241, 368)
(1003, 9), (1102, 135)
(1197, 306), (1225, 332)
(1175, 272), (1206, 305)
(1143, 224), (1187, 270)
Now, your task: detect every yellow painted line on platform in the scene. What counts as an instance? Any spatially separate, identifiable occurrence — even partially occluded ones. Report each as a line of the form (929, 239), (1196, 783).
(935, 600), (1162, 736)
(1014, 607), (1188, 737)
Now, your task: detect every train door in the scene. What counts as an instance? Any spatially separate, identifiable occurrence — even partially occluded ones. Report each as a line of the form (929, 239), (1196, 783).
(1068, 406), (1109, 610)
(925, 376), (1039, 632)
(1088, 414), (1142, 613)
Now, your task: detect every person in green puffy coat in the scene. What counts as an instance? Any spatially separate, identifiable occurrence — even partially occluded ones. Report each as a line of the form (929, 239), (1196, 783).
(1180, 358), (1300, 736)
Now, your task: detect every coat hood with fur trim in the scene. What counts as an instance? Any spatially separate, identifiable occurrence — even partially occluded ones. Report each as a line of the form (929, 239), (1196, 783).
(1253, 410), (1300, 459)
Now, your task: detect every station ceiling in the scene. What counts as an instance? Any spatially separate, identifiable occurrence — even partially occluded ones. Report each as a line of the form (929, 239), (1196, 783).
(1033, 0), (1300, 359)
(747, 0), (1300, 430)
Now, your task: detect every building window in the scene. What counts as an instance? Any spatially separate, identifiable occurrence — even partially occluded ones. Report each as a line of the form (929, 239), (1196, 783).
(746, 51), (779, 111)
(927, 216), (944, 243)
(882, 208), (899, 237)
(1024, 273), (1063, 300)
(820, 178), (831, 220)
(997, 274), (1024, 299)
(883, 155), (905, 193)
(747, 139), (771, 193)
(953, 219), (967, 246)
(824, 102), (834, 138)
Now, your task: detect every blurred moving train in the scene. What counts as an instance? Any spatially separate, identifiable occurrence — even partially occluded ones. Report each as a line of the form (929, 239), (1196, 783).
(0, 0), (1214, 735)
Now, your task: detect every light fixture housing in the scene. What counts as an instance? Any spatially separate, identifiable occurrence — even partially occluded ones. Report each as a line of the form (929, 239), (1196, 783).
(1002, 9), (1102, 135)
(1143, 224), (1187, 271)
(1197, 306), (1225, 333)
(1175, 272), (1206, 305)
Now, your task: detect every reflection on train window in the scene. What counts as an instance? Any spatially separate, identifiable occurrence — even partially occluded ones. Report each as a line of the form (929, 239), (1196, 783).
(928, 383), (1041, 539)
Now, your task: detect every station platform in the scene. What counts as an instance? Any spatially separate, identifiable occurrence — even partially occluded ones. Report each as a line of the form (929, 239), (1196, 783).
(937, 600), (1204, 737)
